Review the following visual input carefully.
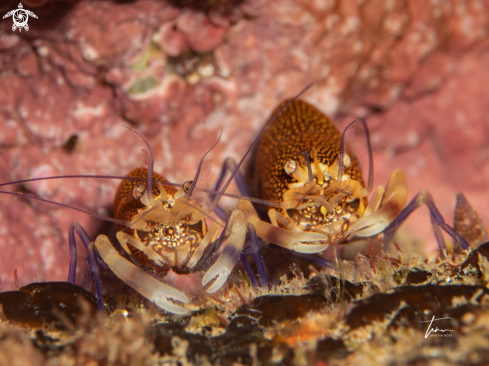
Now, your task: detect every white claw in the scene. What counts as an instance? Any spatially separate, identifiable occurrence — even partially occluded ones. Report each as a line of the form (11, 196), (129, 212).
(95, 235), (189, 314)
(353, 221), (388, 237)
(202, 210), (247, 293)
(129, 202), (173, 231)
(154, 297), (190, 315)
(239, 200), (328, 252)
(293, 242), (330, 253)
(188, 221), (221, 269)
(116, 231), (165, 266)
(202, 268), (229, 294)
(352, 169), (408, 237)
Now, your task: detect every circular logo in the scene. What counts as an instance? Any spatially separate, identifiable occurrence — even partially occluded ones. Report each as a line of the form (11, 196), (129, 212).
(12, 9), (29, 29)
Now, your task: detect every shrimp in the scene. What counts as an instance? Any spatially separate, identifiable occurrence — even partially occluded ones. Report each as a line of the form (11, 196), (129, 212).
(0, 128), (253, 315)
(222, 98), (469, 259)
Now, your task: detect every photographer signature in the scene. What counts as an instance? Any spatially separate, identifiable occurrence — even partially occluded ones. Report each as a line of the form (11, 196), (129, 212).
(420, 316), (454, 338)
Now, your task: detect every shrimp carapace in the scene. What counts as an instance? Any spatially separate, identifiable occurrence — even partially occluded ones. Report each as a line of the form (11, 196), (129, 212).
(250, 99), (368, 245)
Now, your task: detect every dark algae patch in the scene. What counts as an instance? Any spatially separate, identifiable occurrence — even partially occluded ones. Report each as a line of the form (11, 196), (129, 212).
(1, 246), (489, 365)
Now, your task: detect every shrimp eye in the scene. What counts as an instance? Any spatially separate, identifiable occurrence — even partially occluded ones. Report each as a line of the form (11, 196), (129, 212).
(284, 160), (297, 175)
(133, 185), (146, 200)
(182, 181), (193, 193)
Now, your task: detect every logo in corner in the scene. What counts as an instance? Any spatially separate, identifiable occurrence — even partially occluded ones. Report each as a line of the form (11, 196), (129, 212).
(3, 3), (38, 32)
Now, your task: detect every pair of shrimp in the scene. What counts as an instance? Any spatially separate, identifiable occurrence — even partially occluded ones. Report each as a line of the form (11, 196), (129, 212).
(0, 88), (315, 314)
(0, 85), (470, 315)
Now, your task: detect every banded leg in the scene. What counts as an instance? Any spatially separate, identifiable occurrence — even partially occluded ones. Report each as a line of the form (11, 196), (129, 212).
(68, 221), (104, 311)
(290, 252), (336, 269)
(382, 190), (470, 254)
(212, 158), (265, 288)
(246, 223), (268, 291)
(210, 158), (252, 221)
(213, 158), (252, 199)
(241, 257), (259, 290)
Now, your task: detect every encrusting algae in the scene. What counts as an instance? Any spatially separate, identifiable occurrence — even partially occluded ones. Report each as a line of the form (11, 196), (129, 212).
(1, 240), (489, 365)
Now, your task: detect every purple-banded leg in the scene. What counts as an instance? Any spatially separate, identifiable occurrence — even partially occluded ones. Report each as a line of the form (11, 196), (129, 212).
(241, 259), (259, 290)
(212, 158), (265, 287)
(87, 243), (104, 311)
(382, 190), (470, 255)
(214, 158), (252, 199)
(246, 223), (268, 291)
(289, 252), (336, 270)
(68, 221), (104, 311)
(232, 226), (261, 291)
(210, 158), (252, 221)
(212, 203), (227, 222)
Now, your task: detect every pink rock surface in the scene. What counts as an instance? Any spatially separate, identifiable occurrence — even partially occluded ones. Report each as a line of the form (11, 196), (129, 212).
(0, 0), (488, 291)
(176, 10), (229, 53)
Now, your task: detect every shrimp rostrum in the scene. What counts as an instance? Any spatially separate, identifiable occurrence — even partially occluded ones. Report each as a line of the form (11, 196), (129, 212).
(0, 129), (251, 315)
(237, 98), (470, 256)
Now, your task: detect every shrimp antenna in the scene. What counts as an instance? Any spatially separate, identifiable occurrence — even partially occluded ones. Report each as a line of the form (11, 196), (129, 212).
(180, 200), (225, 228)
(337, 120), (356, 184)
(208, 83), (314, 213)
(0, 175), (282, 208)
(122, 126), (155, 206)
(337, 117), (373, 192)
(293, 151), (316, 210)
(197, 187), (282, 208)
(188, 130), (222, 199)
(0, 184), (273, 237)
(0, 175), (144, 188)
(0, 190), (132, 227)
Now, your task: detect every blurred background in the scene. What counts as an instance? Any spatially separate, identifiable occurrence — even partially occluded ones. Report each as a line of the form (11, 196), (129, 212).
(1, 0), (488, 290)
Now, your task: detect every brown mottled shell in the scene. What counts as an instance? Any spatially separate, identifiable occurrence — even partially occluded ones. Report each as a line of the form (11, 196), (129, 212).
(113, 168), (177, 227)
(252, 99), (365, 202)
